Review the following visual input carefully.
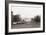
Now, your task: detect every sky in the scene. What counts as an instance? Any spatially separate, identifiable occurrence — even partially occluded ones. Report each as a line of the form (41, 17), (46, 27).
(11, 3), (43, 19)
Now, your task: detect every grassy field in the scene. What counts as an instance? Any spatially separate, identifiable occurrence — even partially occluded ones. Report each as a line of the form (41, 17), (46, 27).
(11, 22), (40, 29)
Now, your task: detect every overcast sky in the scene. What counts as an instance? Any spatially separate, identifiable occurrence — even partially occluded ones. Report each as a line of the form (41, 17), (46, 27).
(11, 3), (43, 19)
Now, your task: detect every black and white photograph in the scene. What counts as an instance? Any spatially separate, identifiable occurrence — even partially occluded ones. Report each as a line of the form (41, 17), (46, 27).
(7, 1), (45, 33)
(11, 4), (41, 29)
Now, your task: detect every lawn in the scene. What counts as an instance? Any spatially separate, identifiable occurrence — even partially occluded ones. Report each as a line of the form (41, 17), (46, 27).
(11, 22), (40, 29)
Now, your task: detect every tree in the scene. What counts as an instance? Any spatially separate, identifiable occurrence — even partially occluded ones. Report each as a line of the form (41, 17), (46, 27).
(13, 15), (21, 22)
(33, 15), (40, 22)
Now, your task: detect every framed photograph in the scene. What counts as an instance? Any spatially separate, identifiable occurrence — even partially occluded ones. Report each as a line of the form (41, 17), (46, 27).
(5, 0), (45, 34)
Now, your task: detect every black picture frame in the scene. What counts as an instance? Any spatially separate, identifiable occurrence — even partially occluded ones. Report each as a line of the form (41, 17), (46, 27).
(5, 0), (45, 35)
